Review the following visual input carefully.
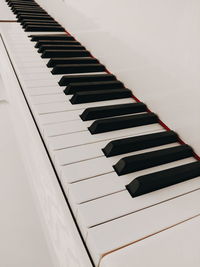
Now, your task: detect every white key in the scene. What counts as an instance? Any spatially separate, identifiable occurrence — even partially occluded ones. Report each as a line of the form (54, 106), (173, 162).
(61, 142), (181, 184)
(49, 124), (163, 150)
(18, 61), (48, 68)
(27, 86), (63, 96)
(67, 157), (195, 208)
(43, 111), (147, 136)
(66, 172), (125, 209)
(35, 98), (134, 114)
(54, 128), (165, 166)
(23, 78), (59, 88)
(62, 157), (113, 184)
(12, 48), (35, 53)
(55, 140), (107, 165)
(22, 73), (55, 81)
(99, 215), (200, 267)
(39, 109), (82, 124)
(86, 189), (200, 265)
(19, 67), (49, 74)
(31, 93), (65, 104)
(44, 119), (92, 136)
(15, 55), (44, 62)
(76, 158), (198, 231)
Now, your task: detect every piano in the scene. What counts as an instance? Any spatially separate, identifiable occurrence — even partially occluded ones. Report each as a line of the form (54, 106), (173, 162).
(0, 0), (200, 266)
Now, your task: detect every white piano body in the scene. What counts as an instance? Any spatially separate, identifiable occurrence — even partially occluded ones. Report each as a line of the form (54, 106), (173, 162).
(1, 1), (200, 267)
(0, 7), (92, 267)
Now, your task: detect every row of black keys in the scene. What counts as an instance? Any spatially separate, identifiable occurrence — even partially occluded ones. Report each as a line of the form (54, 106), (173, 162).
(29, 35), (200, 198)
(29, 34), (132, 103)
(6, 0), (65, 31)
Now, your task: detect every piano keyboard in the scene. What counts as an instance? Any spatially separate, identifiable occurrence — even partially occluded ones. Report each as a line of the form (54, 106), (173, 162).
(3, 0), (200, 266)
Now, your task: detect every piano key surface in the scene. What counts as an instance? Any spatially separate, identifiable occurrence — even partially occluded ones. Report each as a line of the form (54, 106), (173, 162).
(2, 20), (200, 267)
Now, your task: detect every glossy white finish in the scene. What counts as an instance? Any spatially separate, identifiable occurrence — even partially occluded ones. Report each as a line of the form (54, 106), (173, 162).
(0, 24), (93, 267)
(100, 214), (200, 267)
(3, 20), (200, 267)
(87, 189), (200, 265)
(36, 0), (200, 156)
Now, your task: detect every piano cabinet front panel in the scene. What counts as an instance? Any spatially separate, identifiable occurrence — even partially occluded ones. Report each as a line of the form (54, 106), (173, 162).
(36, 0), (200, 155)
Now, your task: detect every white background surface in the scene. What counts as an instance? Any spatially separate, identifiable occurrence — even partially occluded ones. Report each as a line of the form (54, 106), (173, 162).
(37, 0), (200, 155)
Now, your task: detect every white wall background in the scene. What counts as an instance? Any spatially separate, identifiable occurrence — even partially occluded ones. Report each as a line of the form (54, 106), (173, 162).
(37, 0), (200, 155)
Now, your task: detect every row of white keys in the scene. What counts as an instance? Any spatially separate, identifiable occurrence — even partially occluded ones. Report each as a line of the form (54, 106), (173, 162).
(86, 188), (200, 265)
(28, 86), (63, 96)
(6, 25), (200, 267)
(18, 32), (193, 262)
(60, 142), (180, 183)
(35, 98), (134, 114)
(43, 111), (147, 136)
(31, 93), (66, 104)
(8, 31), (136, 119)
(48, 123), (163, 150)
(65, 144), (193, 200)
(18, 29), (200, 267)
(99, 213), (200, 267)
(74, 157), (198, 229)
(39, 109), (83, 124)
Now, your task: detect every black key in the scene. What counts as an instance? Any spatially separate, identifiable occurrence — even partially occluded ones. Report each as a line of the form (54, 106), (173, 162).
(8, 2), (39, 7)
(13, 8), (46, 14)
(7, 0), (36, 2)
(22, 22), (60, 29)
(25, 25), (65, 32)
(59, 73), (115, 86)
(81, 102), (147, 121)
(21, 19), (56, 23)
(12, 6), (45, 10)
(41, 49), (90, 58)
(47, 57), (98, 67)
(7, 0), (34, 2)
(21, 20), (57, 26)
(64, 80), (124, 94)
(16, 12), (50, 18)
(88, 112), (158, 134)
(38, 44), (85, 53)
(9, 1), (36, 5)
(126, 161), (200, 197)
(52, 63), (106, 74)
(113, 144), (193, 176)
(9, 2), (39, 6)
(103, 130), (179, 157)
(15, 12), (48, 16)
(11, 3), (40, 6)
(11, 4), (42, 7)
(30, 34), (74, 41)
(70, 88), (132, 104)
(35, 40), (80, 48)
(17, 15), (53, 21)
(9, 3), (39, 8)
